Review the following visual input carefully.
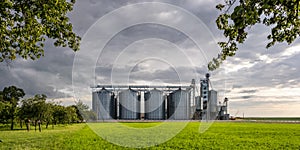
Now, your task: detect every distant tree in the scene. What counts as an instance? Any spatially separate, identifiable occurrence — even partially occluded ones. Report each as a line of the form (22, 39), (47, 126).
(1, 86), (25, 130)
(19, 94), (47, 131)
(209, 0), (300, 70)
(44, 102), (55, 129)
(52, 104), (68, 124)
(74, 100), (96, 121)
(85, 110), (97, 121)
(0, 0), (80, 62)
(75, 100), (89, 111)
(0, 101), (11, 124)
(70, 105), (84, 122)
(65, 106), (78, 123)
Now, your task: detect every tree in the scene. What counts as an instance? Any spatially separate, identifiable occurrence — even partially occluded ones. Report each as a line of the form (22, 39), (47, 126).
(43, 102), (55, 129)
(70, 105), (84, 122)
(0, 100), (11, 124)
(65, 106), (78, 123)
(209, 0), (300, 70)
(52, 104), (67, 124)
(74, 100), (96, 121)
(1, 86), (25, 130)
(19, 94), (48, 131)
(0, 0), (80, 62)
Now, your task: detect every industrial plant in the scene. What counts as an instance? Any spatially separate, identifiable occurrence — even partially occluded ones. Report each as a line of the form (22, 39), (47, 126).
(91, 73), (229, 121)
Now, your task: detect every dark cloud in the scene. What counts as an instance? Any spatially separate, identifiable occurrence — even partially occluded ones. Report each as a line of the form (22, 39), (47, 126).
(241, 96), (253, 99)
(0, 0), (299, 117)
(232, 85), (243, 89)
(95, 64), (202, 85)
(239, 90), (258, 94)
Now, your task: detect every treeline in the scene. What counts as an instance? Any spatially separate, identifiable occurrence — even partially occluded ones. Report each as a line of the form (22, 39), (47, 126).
(0, 86), (96, 130)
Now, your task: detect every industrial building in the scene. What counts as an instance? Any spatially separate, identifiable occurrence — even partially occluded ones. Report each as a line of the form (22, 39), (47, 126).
(91, 74), (230, 121)
(167, 89), (190, 120)
(144, 89), (165, 120)
(92, 88), (117, 120)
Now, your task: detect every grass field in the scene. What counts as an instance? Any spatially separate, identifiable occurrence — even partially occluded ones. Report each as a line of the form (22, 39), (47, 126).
(0, 122), (299, 149)
(243, 117), (300, 121)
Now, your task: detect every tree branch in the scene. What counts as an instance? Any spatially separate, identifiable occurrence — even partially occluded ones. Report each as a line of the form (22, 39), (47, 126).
(296, 0), (299, 17)
(225, 0), (237, 13)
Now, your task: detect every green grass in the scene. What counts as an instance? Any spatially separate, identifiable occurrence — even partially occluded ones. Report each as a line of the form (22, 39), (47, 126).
(243, 117), (300, 121)
(0, 122), (299, 149)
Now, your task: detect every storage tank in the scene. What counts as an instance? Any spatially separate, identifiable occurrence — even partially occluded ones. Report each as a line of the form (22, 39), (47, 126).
(209, 90), (218, 119)
(119, 89), (141, 120)
(92, 88), (117, 120)
(167, 89), (190, 120)
(92, 91), (100, 119)
(144, 89), (165, 120)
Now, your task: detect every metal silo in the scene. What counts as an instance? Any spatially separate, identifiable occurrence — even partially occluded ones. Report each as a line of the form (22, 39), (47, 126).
(92, 88), (117, 120)
(92, 91), (100, 119)
(167, 89), (190, 120)
(144, 89), (165, 120)
(209, 90), (218, 119)
(119, 89), (141, 120)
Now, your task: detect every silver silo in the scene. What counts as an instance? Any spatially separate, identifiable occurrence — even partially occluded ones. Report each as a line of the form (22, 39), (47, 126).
(119, 89), (140, 120)
(92, 91), (100, 119)
(209, 90), (218, 119)
(92, 88), (117, 120)
(144, 89), (165, 120)
(167, 89), (190, 120)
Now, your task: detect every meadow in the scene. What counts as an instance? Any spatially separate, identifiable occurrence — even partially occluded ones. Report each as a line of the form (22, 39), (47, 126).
(0, 121), (299, 149)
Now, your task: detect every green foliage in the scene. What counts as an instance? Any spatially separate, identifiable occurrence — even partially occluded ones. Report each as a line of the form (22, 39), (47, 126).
(210, 0), (300, 70)
(0, 122), (300, 149)
(43, 102), (55, 127)
(19, 95), (84, 126)
(1, 86), (88, 129)
(65, 106), (78, 123)
(0, 101), (12, 123)
(74, 100), (96, 121)
(0, 86), (25, 130)
(0, 0), (80, 62)
(19, 94), (47, 121)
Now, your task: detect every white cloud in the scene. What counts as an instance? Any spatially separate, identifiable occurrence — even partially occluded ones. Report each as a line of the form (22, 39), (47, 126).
(281, 44), (300, 57)
(257, 54), (274, 64)
(157, 10), (180, 20)
(223, 59), (257, 73)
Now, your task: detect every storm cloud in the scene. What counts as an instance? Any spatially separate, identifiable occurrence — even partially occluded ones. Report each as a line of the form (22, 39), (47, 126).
(0, 0), (299, 116)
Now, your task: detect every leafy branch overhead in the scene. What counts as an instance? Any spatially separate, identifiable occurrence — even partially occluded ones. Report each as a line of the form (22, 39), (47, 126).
(0, 0), (80, 62)
(209, 0), (300, 70)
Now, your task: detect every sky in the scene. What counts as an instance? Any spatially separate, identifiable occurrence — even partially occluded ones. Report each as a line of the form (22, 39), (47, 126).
(1, 0), (300, 117)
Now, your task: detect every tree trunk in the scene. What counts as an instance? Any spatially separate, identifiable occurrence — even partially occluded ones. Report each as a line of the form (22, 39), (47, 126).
(46, 121), (49, 129)
(25, 119), (30, 131)
(26, 123), (30, 131)
(38, 120), (41, 132)
(20, 120), (23, 129)
(10, 116), (14, 130)
(34, 120), (37, 131)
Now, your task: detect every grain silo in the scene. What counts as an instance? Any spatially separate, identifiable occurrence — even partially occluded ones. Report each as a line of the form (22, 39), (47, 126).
(92, 88), (117, 120)
(144, 89), (165, 120)
(209, 90), (218, 119)
(167, 89), (190, 120)
(119, 89), (141, 120)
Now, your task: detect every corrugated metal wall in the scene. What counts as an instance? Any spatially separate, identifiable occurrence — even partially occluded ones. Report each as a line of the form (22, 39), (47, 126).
(209, 90), (218, 119)
(167, 89), (190, 120)
(119, 89), (140, 120)
(92, 88), (117, 120)
(144, 89), (165, 120)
